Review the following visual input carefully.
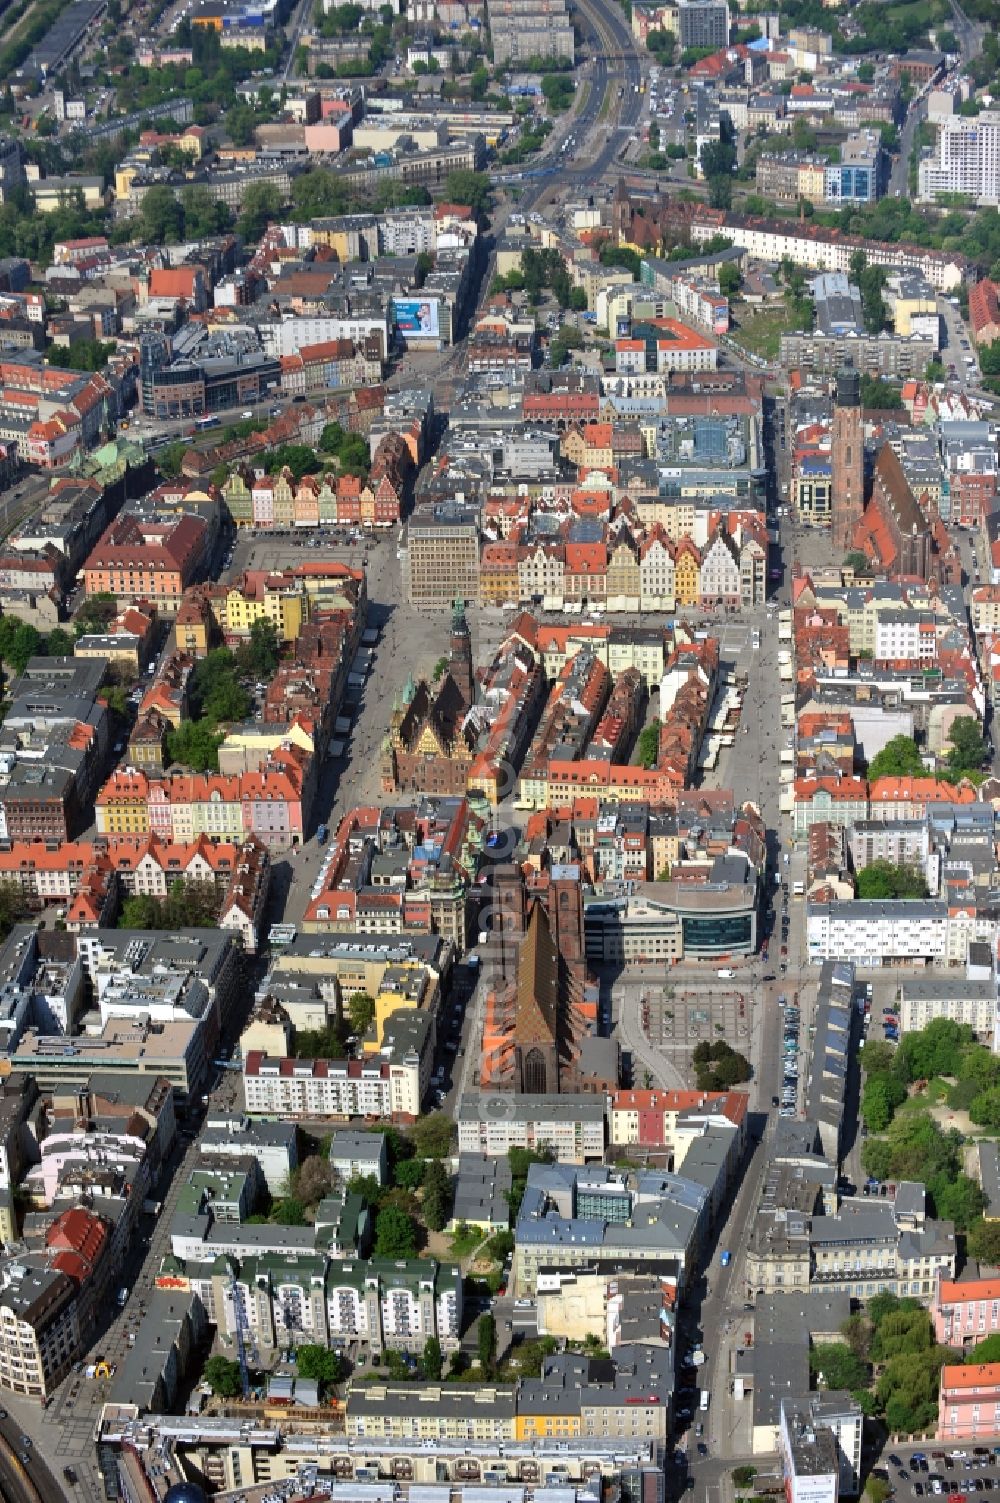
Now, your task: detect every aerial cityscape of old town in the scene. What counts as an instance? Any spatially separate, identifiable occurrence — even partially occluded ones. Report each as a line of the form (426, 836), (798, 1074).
(0, 0), (999, 1498)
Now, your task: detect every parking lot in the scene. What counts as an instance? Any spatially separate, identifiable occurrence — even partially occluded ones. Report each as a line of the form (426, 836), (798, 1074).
(776, 991), (801, 1117)
(876, 1446), (1000, 1502)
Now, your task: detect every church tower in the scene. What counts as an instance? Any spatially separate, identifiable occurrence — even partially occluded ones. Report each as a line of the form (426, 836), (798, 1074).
(448, 598), (474, 708)
(831, 360), (864, 552)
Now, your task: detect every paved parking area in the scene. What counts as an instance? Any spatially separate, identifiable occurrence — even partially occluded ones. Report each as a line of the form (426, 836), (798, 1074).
(877, 1444), (1000, 1503)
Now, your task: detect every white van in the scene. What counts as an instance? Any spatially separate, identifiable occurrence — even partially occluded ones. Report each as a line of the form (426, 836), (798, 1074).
(699, 1390), (710, 1411)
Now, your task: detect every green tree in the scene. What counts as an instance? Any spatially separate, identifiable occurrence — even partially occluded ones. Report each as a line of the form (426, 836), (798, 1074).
(291, 168), (355, 221)
(858, 262), (889, 334)
(140, 183), (184, 244)
(693, 1039), (751, 1090)
(487, 1229), (514, 1262)
(718, 263), (741, 297)
(0, 618), (41, 675)
(421, 1335), (443, 1380)
(394, 1158), (425, 1190)
(422, 1158), (452, 1232)
(856, 860), (928, 900)
(968, 1218), (1000, 1265)
(347, 990), (376, 1037)
(296, 1343), (343, 1388)
(237, 617), (280, 679)
(868, 734), (924, 780)
(120, 879), (220, 931)
(861, 1074), (906, 1131)
(165, 719), (225, 773)
(237, 182), (281, 243)
(477, 1311), (496, 1371)
(970, 1334), (1000, 1364)
(859, 1039), (898, 1077)
(0, 882), (32, 943)
(47, 339), (116, 372)
(969, 1086), (1000, 1128)
(444, 169), (490, 220)
(45, 627), (75, 657)
(896, 1018), (972, 1082)
(189, 648), (251, 725)
(877, 1346), (952, 1434)
(948, 716), (988, 777)
(156, 441), (188, 480)
(636, 720), (660, 768)
(809, 1342), (869, 1391)
(866, 1480), (891, 1503)
(375, 1204), (418, 1258)
(541, 73), (574, 111)
(204, 1354), (244, 1397)
(262, 443), (319, 482)
(935, 1173), (986, 1231)
(732, 1469), (757, 1490)
(274, 1196), (307, 1225)
(410, 1113), (454, 1160)
(226, 101), (260, 146)
(598, 243), (641, 278)
(860, 375), (903, 409)
(182, 182), (230, 238)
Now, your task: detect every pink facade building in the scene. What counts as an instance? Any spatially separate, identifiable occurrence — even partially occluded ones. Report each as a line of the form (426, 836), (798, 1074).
(938, 1363), (1000, 1441)
(932, 1276), (1000, 1349)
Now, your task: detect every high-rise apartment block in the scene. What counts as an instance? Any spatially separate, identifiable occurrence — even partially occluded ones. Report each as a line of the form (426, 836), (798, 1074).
(919, 112), (1000, 205)
(677, 0), (729, 49)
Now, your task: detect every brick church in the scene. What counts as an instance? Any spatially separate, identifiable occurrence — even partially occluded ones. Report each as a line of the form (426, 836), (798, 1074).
(479, 865), (618, 1096)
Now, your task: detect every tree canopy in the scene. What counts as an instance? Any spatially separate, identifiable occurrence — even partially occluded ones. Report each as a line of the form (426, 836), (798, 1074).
(693, 1039), (751, 1090)
(636, 720), (660, 769)
(422, 1159), (452, 1232)
(296, 1344), (343, 1389)
(948, 716), (988, 777)
(856, 860), (928, 900)
(374, 1204), (418, 1258)
(0, 617), (43, 676)
(868, 735), (924, 781)
(968, 1218), (1000, 1266)
(119, 880), (220, 931)
(204, 1355), (244, 1397)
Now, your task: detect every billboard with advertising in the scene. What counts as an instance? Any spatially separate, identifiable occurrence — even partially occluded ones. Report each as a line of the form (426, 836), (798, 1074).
(393, 298), (440, 338)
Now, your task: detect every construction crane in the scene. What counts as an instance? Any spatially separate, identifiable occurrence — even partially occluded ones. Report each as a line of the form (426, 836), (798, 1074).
(229, 1270), (259, 1399)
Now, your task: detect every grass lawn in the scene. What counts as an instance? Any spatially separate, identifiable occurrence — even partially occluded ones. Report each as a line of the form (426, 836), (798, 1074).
(886, 0), (935, 21)
(728, 302), (788, 361)
(449, 1224), (485, 1259)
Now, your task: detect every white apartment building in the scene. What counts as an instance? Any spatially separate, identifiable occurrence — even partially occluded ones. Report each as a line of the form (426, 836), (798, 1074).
(456, 1094), (606, 1162)
(874, 610), (938, 663)
(243, 1053), (393, 1118)
(898, 977), (998, 1036)
(257, 314), (390, 361)
(691, 217), (967, 291)
(919, 113), (1000, 206)
(243, 1049), (426, 1123)
(807, 899), (950, 965)
(848, 820), (930, 872)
